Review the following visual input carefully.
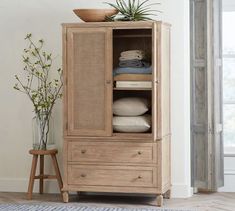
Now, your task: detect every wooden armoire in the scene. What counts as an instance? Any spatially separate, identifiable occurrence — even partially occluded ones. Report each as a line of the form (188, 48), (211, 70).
(62, 21), (171, 206)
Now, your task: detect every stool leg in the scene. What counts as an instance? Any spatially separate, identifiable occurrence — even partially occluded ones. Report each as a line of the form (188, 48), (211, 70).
(27, 154), (38, 200)
(39, 155), (44, 194)
(51, 154), (63, 192)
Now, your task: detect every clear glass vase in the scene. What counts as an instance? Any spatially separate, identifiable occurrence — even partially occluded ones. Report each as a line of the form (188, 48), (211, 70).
(32, 114), (55, 150)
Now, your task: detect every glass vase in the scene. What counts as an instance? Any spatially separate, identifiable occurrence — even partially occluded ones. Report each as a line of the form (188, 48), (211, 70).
(32, 114), (55, 150)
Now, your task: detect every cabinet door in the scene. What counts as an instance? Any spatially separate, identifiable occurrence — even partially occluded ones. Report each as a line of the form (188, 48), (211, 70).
(66, 27), (112, 136)
(153, 23), (171, 140)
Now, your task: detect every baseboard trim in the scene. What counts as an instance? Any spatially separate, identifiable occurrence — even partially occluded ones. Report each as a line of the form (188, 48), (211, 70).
(0, 178), (60, 194)
(0, 178), (192, 198)
(171, 183), (193, 198)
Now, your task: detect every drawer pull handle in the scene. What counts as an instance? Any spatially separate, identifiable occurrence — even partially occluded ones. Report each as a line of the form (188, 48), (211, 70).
(138, 176), (142, 179)
(106, 80), (111, 84)
(81, 174), (86, 178)
(138, 151), (142, 155)
(81, 150), (86, 154)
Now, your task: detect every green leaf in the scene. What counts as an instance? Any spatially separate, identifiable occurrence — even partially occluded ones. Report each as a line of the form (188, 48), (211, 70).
(13, 84), (20, 90)
(25, 33), (32, 40)
(117, 0), (128, 14)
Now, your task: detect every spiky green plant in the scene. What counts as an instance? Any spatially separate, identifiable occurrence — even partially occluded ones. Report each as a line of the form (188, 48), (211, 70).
(104, 0), (161, 21)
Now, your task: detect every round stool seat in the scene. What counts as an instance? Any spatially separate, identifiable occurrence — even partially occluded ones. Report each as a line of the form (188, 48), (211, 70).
(29, 149), (58, 155)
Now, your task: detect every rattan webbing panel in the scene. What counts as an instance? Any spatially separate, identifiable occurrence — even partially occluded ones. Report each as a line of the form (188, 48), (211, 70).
(71, 30), (106, 132)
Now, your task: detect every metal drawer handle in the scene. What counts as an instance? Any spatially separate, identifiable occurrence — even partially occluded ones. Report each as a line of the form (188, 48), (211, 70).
(138, 151), (142, 155)
(106, 80), (111, 84)
(81, 150), (86, 154)
(81, 174), (86, 178)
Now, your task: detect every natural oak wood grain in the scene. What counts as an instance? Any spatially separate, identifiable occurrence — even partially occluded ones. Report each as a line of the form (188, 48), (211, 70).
(62, 191), (69, 203)
(156, 194), (163, 207)
(27, 154), (38, 200)
(62, 21), (171, 206)
(68, 165), (157, 188)
(39, 155), (44, 194)
(27, 150), (63, 200)
(68, 141), (157, 164)
(66, 27), (112, 137)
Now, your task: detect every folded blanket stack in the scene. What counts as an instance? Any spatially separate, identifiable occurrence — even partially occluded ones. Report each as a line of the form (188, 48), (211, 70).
(119, 50), (145, 61)
(119, 59), (150, 68)
(114, 50), (151, 76)
(114, 50), (152, 88)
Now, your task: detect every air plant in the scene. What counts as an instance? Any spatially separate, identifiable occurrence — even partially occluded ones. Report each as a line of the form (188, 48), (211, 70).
(104, 0), (161, 21)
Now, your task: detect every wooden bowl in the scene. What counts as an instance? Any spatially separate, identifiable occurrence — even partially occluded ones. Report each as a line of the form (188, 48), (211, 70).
(73, 9), (118, 22)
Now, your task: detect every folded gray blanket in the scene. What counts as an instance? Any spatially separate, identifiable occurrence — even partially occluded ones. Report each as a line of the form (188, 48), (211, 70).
(119, 59), (150, 68)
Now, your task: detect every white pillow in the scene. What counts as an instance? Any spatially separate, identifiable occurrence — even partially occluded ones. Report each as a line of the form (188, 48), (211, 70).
(113, 115), (151, 133)
(113, 97), (150, 116)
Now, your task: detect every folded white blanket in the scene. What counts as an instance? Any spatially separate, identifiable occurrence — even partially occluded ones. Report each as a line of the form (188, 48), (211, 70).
(119, 54), (145, 61)
(120, 50), (144, 57)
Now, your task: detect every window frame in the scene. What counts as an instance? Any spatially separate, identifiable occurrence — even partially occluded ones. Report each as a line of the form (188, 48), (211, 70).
(223, 11), (235, 155)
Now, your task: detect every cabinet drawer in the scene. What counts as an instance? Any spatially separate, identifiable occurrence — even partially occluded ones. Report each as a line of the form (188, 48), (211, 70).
(68, 165), (157, 187)
(68, 142), (156, 163)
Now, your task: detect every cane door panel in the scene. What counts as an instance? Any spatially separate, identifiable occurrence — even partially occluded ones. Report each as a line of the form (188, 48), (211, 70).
(66, 27), (112, 136)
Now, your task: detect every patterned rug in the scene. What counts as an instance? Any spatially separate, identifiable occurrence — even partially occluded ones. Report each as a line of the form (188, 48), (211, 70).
(0, 204), (193, 211)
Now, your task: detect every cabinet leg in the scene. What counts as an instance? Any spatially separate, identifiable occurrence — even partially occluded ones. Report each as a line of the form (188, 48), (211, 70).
(156, 194), (163, 207)
(163, 189), (171, 199)
(62, 191), (69, 203)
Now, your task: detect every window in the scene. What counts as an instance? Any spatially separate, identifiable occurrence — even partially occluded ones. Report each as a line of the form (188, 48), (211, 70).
(223, 11), (235, 153)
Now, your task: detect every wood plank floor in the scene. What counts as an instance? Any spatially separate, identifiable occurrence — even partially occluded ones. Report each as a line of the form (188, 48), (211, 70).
(0, 192), (235, 211)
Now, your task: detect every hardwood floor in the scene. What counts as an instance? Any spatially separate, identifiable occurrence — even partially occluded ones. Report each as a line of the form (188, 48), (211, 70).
(0, 192), (235, 211)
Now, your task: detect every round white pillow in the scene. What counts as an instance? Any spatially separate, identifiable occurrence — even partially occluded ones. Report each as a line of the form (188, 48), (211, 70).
(113, 115), (151, 133)
(113, 97), (150, 116)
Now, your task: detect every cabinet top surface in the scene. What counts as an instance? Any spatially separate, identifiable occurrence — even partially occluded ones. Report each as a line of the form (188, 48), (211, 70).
(62, 21), (170, 28)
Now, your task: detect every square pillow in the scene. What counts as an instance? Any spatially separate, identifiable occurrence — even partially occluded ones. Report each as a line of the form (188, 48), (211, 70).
(113, 115), (151, 133)
(113, 97), (150, 116)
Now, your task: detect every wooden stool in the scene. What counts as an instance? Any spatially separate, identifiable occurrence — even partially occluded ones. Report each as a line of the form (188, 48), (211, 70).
(27, 149), (63, 200)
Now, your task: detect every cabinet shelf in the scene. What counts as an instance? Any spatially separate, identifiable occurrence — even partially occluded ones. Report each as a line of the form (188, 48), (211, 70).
(113, 132), (153, 139)
(114, 34), (152, 38)
(113, 87), (152, 91)
(113, 74), (152, 81)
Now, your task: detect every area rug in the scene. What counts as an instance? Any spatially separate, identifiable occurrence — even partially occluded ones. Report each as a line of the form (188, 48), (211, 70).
(0, 204), (194, 211)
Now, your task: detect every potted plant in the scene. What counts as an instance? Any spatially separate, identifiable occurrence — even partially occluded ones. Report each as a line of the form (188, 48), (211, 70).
(105, 0), (161, 21)
(14, 34), (63, 150)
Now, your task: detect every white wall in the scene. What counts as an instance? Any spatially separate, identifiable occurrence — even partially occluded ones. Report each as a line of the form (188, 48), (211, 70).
(0, 0), (191, 198)
(162, 0), (191, 197)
